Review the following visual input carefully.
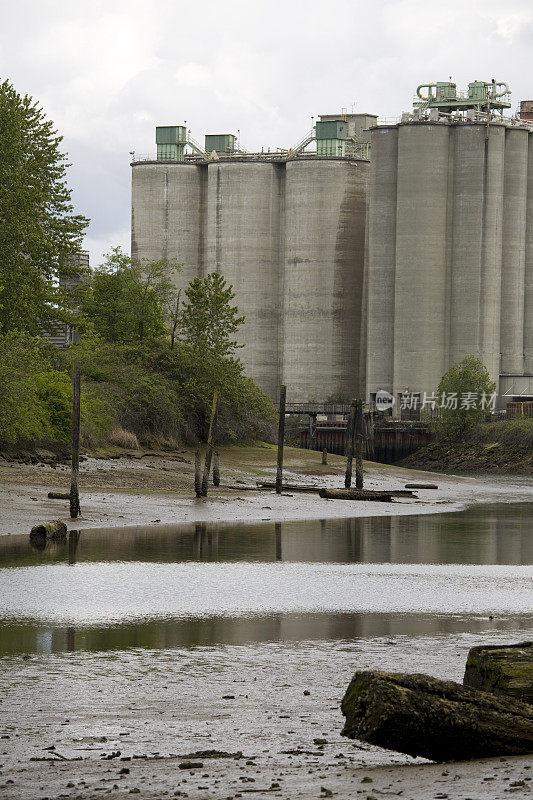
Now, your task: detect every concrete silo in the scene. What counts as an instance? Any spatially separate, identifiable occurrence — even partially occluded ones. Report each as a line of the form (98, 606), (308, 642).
(525, 132), (533, 375)
(479, 125), (505, 384)
(205, 161), (284, 398)
(393, 123), (450, 397)
(283, 158), (368, 402)
(131, 161), (206, 294)
(366, 126), (398, 396)
(500, 128), (528, 376)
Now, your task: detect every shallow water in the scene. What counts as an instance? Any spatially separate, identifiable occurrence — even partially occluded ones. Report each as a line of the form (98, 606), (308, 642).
(0, 503), (531, 654)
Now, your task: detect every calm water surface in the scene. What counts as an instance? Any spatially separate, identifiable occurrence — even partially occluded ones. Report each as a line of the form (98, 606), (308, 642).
(0, 503), (531, 654)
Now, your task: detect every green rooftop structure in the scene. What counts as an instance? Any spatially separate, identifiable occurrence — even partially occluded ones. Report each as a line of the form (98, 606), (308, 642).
(205, 134), (236, 154)
(414, 80), (511, 114)
(315, 119), (348, 157)
(156, 126), (187, 161)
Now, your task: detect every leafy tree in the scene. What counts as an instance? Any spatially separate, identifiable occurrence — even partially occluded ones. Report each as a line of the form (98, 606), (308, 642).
(77, 248), (180, 344)
(0, 79), (88, 334)
(436, 356), (496, 440)
(179, 272), (245, 358)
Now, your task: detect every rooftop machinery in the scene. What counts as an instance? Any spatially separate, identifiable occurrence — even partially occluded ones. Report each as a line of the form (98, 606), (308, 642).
(413, 79), (511, 114)
(148, 115), (374, 164)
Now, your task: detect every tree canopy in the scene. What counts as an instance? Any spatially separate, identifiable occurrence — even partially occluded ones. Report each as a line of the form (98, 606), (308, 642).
(436, 356), (496, 439)
(0, 78), (88, 334)
(76, 248), (181, 344)
(180, 272), (245, 358)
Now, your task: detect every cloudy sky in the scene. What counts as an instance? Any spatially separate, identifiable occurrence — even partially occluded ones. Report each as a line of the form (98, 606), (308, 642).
(1, 0), (532, 267)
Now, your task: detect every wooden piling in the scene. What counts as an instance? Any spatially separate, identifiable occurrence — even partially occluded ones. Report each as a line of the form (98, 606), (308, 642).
(201, 391), (219, 497)
(275, 384), (286, 494)
(194, 449), (202, 497)
(344, 399), (356, 488)
(213, 451), (220, 487)
(322, 447), (328, 465)
(355, 398), (364, 489)
(70, 367), (81, 519)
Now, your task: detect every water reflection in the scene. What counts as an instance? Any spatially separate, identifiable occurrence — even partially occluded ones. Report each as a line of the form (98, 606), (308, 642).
(0, 503), (532, 568)
(0, 612), (529, 656)
(0, 503), (531, 656)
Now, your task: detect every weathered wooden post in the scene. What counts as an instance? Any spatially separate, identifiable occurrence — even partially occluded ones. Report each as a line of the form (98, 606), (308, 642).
(355, 399), (364, 490)
(322, 447), (328, 465)
(70, 367), (81, 519)
(194, 449), (202, 497)
(201, 391), (219, 497)
(344, 399), (356, 488)
(213, 451), (220, 487)
(275, 384), (286, 494)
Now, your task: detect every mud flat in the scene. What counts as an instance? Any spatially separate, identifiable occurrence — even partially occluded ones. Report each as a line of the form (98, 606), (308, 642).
(0, 444), (532, 536)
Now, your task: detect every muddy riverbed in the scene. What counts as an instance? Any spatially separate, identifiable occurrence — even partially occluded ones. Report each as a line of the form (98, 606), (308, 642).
(1, 494), (532, 799)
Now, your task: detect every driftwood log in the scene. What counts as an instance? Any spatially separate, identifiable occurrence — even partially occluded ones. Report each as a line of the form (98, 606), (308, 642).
(30, 520), (68, 540)
(319, 488), (395, 502)
(405, 483), (438, 489)
(341, 670), (533, 761)
(463, 642), (533, 705)
(47, 491), (71, 500)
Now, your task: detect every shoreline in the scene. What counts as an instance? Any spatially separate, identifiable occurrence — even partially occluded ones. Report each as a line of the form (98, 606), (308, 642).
(1, 444), (532, 537)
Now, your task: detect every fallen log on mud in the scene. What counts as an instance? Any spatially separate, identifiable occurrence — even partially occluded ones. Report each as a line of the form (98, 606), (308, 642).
(405, 483), (438, 489)
(341, 670), (533, 761)
(463, 642), (533, 705)
(30, 520), (68, 540)
(319, 488), (395, 501)
(257, 482), (320, 493)
(47, 492), (71, 500)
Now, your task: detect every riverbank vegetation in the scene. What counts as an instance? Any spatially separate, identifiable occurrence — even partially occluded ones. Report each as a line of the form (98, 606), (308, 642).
(0, 80), (275, 451)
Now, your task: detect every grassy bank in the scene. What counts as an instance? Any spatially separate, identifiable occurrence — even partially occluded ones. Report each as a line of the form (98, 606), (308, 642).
(399, 418), (533, 475)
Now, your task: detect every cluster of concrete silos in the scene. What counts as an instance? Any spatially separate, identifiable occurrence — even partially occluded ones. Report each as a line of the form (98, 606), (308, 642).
(132, 156), (369, 402)
(366, 120), (533, 405)
(131, 103), (533, 408)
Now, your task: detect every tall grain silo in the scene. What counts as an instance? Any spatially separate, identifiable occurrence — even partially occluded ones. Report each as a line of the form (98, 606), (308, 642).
(131, 161), (206, 293)
(366, 126), (398, 396)
(393, 123), (450, 397)
(449, 124), (505, 384)
(500, 128), (528, 376)
(205, 161), (284, 398)
(478, 125), (505, 383)
(283, 158), (368, 402)
(525, 132), (533, 375)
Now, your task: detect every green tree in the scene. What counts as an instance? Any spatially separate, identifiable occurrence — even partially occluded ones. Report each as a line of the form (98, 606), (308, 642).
(179, 272), (245, 358)
(77, 248), (180, 344)
(436, 356), (496, 440)
(0, 79), (88, 334)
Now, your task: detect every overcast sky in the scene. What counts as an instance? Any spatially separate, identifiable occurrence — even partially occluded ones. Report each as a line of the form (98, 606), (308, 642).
(1, 0), (532, 267)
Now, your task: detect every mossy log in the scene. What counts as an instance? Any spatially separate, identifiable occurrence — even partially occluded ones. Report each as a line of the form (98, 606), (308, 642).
(30, 520), (68, 540)
(463, 642), (533, 705)
(319, 488), (395, 501)
(341, 670), (533, 761)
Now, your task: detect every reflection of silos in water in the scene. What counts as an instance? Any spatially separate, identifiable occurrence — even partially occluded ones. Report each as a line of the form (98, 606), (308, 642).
(524, 133), (533, 375)
(393, 124), (450, 396)
(283, 159), (368, 402)
(500, 128), (528, 375)
(366, 127), (398, 395)
(131, 162), (205, 293)
(206, 162), (283, 398)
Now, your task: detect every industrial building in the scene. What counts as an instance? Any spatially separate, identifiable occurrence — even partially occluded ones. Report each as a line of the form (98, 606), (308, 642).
(131, 83), (533, 408)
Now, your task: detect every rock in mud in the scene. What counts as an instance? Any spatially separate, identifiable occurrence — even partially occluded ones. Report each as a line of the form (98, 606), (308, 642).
(340, 670), (533, 762)
(463, 642), (533, 705)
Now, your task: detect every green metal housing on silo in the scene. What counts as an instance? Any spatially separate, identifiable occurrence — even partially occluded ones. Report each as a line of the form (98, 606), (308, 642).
(315, 119), (347, 157)
(156, 126), (186, 161)
(205, 134), (236, 154)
